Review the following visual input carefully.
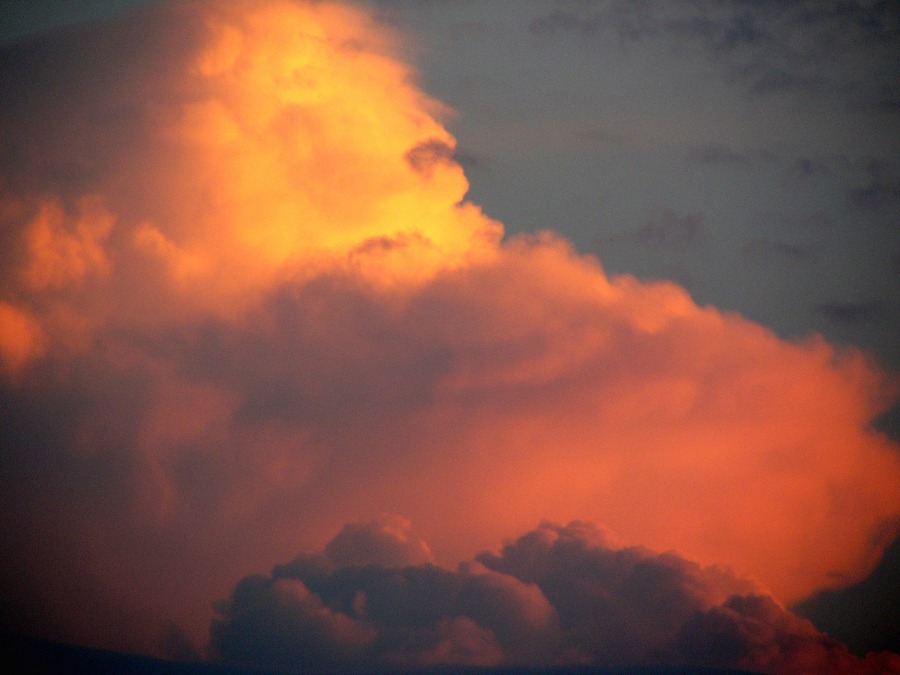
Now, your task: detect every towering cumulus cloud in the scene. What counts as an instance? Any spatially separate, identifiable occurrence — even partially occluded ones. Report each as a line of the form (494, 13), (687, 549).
(0, 0), (898, 671)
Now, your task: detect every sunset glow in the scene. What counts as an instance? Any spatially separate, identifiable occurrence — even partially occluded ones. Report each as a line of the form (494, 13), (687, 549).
(0, 1), (898, 673)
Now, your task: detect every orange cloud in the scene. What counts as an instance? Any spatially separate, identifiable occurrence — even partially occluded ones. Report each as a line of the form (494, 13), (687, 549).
(135, 0), (501, 301)
(21, 196), (114, 291)
(2, 0), (501, 332)
(0, 301), (46, 375)
(0, 0), (898, 661)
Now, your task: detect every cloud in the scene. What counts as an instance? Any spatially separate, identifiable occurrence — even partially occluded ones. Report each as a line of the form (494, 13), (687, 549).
(848, 159), (900, 211)
(529, 9), (602, 39)
(684, 144), (777, 168)
(404, 138), (458, 178)
(606, 207), (707, 248)
(0, 301), (46, 375)
(785, 156), (838, 180)
(792, 534), (900, 656)
(0, 0), (898, 662)
(819, 301), (883, 327)
(211, 519), (900, 674)
(527, 0), (899, 108)
(741, 239), (807, 264)
(0, 0), (501, 324)
(324, 515), (434, 569)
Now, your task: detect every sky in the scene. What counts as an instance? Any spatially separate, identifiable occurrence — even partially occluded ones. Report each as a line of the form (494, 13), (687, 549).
(0, 1), (898, 674)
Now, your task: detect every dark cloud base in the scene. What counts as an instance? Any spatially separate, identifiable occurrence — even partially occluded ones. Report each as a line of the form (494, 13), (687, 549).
(208, 520), (897, 675)
(792, 535), (900, 655)
(1, 633), (765, 675)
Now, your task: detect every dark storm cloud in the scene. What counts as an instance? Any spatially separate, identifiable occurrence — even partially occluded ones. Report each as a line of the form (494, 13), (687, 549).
(528, 0), (899, 108)
(211, 520), (899, 674)
(784, 155), (839, 180)
(687, 148), (897, 210)
(607, 208), (707, 248)
(777, 154), (900, 191)
(891, 252), (900, 276)
(819, 301), (883, 327)
(529, 9), (602, 38)
(0, 1), (159, 46)
(741, 239), (807, 264)
(451, 144), (489, 173)
(792, 535), (900, 656)
(847, 159), (900, 210)
(684, 145), (776, 168)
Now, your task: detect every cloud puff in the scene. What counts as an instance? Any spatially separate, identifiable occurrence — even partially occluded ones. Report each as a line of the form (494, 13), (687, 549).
(0, 0), (501, 331)
(211, 519), (900, 674)
(324, 514), (434, 569)
(0, 0), (898, 659)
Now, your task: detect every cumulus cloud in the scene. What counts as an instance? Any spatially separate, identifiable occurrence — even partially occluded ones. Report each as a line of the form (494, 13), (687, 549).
(211, 520), (900, 674)
(0, 0), (898, 662)
(323, 515), (434, 569)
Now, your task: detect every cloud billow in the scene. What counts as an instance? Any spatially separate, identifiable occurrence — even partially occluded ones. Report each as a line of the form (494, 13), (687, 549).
(0, 0), (898, 667)
(211, 519), (898, 674)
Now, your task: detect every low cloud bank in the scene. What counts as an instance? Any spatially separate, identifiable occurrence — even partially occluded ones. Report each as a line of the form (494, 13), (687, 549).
(211, 519), (899, 674)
